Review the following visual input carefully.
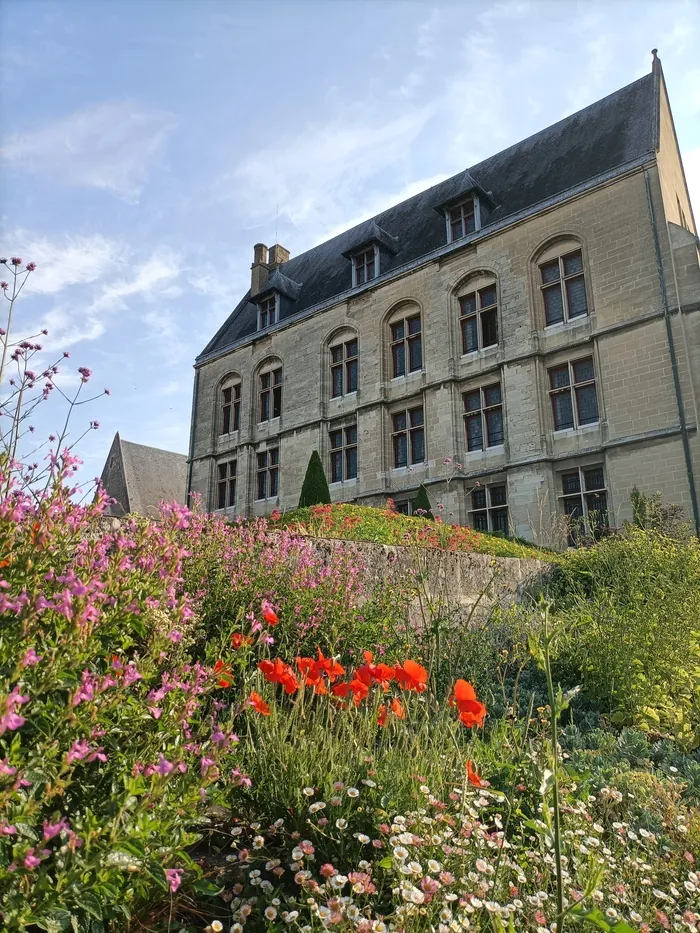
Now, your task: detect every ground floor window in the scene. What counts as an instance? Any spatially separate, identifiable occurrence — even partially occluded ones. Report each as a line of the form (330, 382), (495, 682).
(469, 482), (508, 533)
(559, 464), (608, 545)
(216, 459), (236, 510)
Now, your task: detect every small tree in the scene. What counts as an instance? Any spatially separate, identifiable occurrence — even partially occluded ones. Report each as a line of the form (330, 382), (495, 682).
(298, 450), (331, 507)
(413, 483), (433, 519)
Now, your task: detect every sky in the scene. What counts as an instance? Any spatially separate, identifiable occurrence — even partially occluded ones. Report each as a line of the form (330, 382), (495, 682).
(1, 0), (699, 488)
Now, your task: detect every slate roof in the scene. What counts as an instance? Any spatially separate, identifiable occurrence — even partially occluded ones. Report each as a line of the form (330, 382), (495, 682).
(100, 433), (188, 518)
(200, 71), (657, 362)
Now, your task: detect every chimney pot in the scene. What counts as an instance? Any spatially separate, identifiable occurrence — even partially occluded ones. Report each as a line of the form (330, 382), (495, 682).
(253, 243), (268, 265)
(268, 244), (290, 269)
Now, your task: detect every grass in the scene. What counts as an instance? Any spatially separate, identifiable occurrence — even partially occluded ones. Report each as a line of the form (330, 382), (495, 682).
(270, 503), (553, 561)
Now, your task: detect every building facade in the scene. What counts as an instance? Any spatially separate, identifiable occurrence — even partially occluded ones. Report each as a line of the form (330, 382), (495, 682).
(188, 55), (700, 546)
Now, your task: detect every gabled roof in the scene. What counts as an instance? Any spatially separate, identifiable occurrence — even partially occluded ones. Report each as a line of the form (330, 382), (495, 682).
(199, 70), (657, 362)
(100, 433), (188, 518)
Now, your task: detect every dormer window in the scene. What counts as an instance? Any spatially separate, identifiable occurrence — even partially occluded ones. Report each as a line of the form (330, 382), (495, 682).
(258, 294), (279, 330)
(446, 197), (479, 243)
(352, 246), (378, 287)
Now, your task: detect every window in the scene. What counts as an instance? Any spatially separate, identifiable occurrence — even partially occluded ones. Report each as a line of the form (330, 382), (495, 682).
(395, 499), (415, 516)
(470, 483), (509, 534)
(390, 314), (422, 377)
(463, 384), (504, 451)
(259, 367), (282, 422)
(549, 357), (599, 431)
(216, 459), (237, 510)
(392, 406), (425, 468)
(447, 198), (477, 242)
(353, 247), (377, 286)
(330, 338), (358, 397)
(258, 294), (278, 329)
(256, 447), (279, 500)
(460, 283), (498, 353)
(329, 423), (358, 482)
(559, 465), (608, 545)
(221, 382), (241, 434)
(539, 249), (588, 326)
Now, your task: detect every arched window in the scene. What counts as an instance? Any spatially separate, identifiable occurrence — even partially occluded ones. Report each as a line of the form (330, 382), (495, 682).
(387, 304), (422, 378)
(220, 375), (241, 435)
(328, 329), (359, 398)
(535, 238), (589, 326)
(456, 272), (498, 354)
(257, 359), (283, 423)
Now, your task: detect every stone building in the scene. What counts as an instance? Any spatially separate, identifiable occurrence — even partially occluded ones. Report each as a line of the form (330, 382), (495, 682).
(188, 54), (699, 545)
(100, 433), (187, 518)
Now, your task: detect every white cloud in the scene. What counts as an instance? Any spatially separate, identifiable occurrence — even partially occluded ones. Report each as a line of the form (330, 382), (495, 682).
(89, 251), (182, 315)
(2, 231), (126, 295)
(0, 102), (176, 202)
(226, 107), (432, 231)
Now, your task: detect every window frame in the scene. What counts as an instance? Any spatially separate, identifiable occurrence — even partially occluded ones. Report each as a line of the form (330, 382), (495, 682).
(352, 245), (378, 287)
(258, 366), (283, 423)
(215, 458), (237, 511)
(548, 356), (599, 432)
(391, 405), (425, 469)
(459, 282), (499, 355)
(329, 422), (358, 483)
(539, 248), (588, 327)
(558, 464), (608, 545)
(258, 293), (279, 330)
(255, 447), (280, 501)
(221, 381), (241, 435)
(389, 312), (422, 378)
(469, 482), (509, 534)
(446, 197), (480, 243)
(463, 383), (504, 452)
(330, 337), (359, 398)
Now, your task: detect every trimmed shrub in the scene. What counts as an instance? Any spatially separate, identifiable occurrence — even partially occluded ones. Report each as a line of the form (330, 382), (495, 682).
(298, 449), (331, 507)
(412, 482), (433, 519)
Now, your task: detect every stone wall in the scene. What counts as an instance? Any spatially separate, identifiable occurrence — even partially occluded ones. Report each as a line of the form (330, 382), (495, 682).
(299, 535), (548, 619)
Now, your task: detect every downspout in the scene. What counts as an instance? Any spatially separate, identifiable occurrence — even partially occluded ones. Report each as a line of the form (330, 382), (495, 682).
(186, 368), (200, 508)
(644, 168), (700, 536)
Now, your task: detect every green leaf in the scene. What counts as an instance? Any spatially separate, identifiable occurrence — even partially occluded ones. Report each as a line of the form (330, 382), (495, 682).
(14, 822), (39, 841)
(569, 905), (637, 932)
(34, 910), (73, 933)
(73, 892), (102, 921)
(377, 856), (393, 870)
(192, 879), (223, 896)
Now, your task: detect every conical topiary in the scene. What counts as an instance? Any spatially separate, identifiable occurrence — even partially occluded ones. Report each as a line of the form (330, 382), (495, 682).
(413, 483), (433, 519)
(298, 450), (331, 507)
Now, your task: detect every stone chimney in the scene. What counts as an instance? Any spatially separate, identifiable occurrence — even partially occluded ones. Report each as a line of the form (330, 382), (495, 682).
(267, 244), (290, 269)
(251, 243), (269, 297)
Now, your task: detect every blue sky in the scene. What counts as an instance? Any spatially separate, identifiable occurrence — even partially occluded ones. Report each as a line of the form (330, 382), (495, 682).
(1, 0), (699, 487)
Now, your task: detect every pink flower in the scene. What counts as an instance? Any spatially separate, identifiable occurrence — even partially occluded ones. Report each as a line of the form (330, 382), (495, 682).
(0, 821), (17, 835)
(148, 706), (163, 719)
(200, 755), (215, 775)
(66, 740), (90, 764)
(166, 629), (183, 644)
(0, 711), (24, 734)
(165, 867), (183, 892)
(0, 759), (17, 776)
(25, 262), (36, 271)
(43, 818), (68, 841)
(320, 863), (336, 878)
(20, 648), (42, 668)
(155, 756), (174, 776)
(10, 257), (22, 266)
(24, 848), (42, 869)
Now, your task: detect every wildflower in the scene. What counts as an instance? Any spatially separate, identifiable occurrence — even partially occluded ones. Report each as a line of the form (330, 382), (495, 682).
(155, 756), (174, 776)
(261, 599), (279, 625)
(213, 660), (233, 688)
(309, 801), (326, 813)
(335, 818), (347, 829)
(451, 680), (487, 728)
(303, 786), (315, 796)
(258, 657), (299, 694)
(265, 906), (277, 921)
(20, 648), (42, 668)
(347, 786), (360, 797)
(394, 659), (428, 692)
(43, 818), (68, 840)
(466, 760), (485, 787)
(24, 848), (42, 869)
(165, 868), (183, 892)
(248, 691), (271, 716)
(231, 632), (252, 649)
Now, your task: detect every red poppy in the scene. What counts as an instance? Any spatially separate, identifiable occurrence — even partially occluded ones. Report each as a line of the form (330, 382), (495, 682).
(261, 600), (279, 626)
(394, 660), (428, 693)
(213, 659), (233, 688)
(355, 652), (395, 689)
(377, 704), (388, 727)
(451, 679), (487, 728)
(391, 697), (406, 719)
(297, 648), (345, 691)
(331, 678), (369, 706)
(248, 691), (270, 716)
(466, 760), (484, 787)
(258, 658), (299, 694)
(231, 632), (253, 649)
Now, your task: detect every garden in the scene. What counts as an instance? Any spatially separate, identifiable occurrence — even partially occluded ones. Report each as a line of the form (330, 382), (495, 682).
(1, 257), (699, 932)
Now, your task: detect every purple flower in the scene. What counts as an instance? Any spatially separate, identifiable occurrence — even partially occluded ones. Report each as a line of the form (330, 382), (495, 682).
(104, 388), (111, 395)
(155, 756), (174, 776)
(43, 818), (68, 841)
(66, 739), (90, 764)
(24, 848), (42, 869)
(165, 868), (183, 892)
(200, 756), (215, 775)
(10, 257), (22, 266)
(0, 759), (16, 776)
(166, 629), (183, 644)
(25, 262), (36, 271)
(78, 366), (92, 383)
(0, 711), (25, 734)
(20, 648), (42, 668)
(0, 282), (8, 290)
